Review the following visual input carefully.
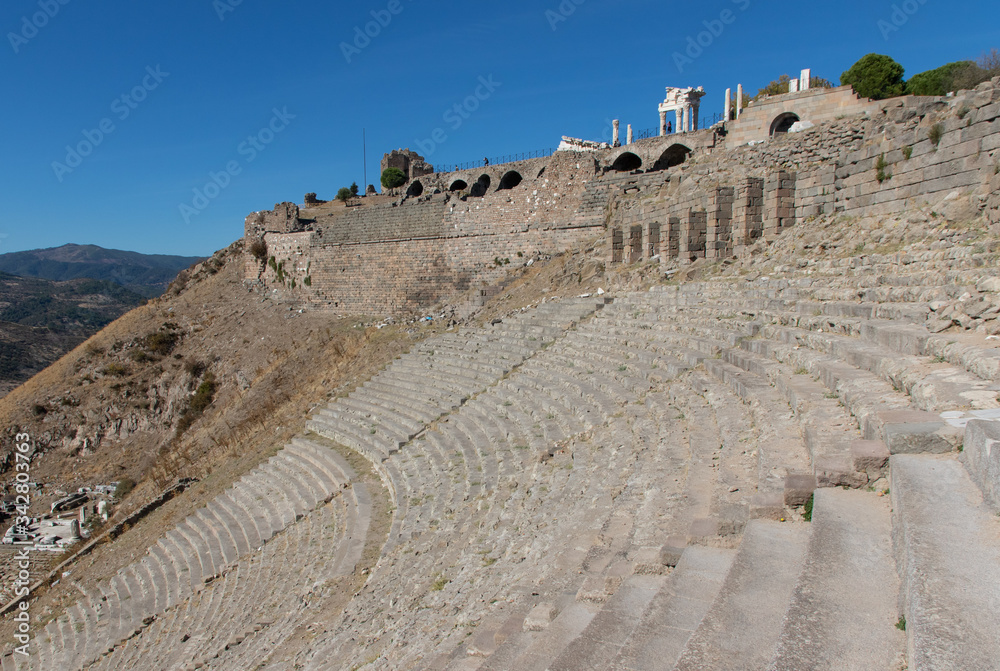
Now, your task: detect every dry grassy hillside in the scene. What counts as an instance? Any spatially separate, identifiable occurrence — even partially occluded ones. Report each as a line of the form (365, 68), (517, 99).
(0, 242), (437, 606)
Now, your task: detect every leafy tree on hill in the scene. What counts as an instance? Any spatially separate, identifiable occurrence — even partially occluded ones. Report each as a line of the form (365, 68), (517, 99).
(906, 61), (976, 96)
(381, 167), (406, 193)
(841, 54), (905, 100)
(350, 182), (359, 197)
(903, 49), (999, 97)
(336, 187), (354, 204)
(949, 48), (1000, 91)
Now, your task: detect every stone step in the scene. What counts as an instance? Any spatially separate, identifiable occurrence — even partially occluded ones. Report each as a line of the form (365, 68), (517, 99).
(482, 600), (600, 671)
(609, 546), (737, 671)
(768, 488), (904, 671)
(702, 358), (814, 509)
(782, 325), (1000, 413)
(890, 453), (1000, 671)
(751, 336), (962, 455)
(727, 344), (876, 487)
(548, 574), (668, 670)
(673, 520), (810, 671)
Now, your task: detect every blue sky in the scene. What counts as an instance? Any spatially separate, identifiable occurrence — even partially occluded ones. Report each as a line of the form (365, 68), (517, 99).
(2, 0), (998, 256)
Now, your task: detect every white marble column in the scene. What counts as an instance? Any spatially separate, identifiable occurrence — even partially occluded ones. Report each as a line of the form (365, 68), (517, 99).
(790, 79), (800, 94)
(675, 108), (683, 134)
(736, 84), (744, 119)
(725, 88), (732, 122)
(801, 69), (811, 91)
(627, 124), (633, 145)
(613, 119), (620, 146)
(660, 110), (668, 136)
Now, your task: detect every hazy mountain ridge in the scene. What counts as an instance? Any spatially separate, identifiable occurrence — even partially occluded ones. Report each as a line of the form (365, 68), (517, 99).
(0, 244), (205, 297)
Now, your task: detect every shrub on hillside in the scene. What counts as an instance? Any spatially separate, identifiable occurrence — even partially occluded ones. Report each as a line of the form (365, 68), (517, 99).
(336, 187), (353, 204)
(841, 54), (905, 100)
(249, 237), (268, 263)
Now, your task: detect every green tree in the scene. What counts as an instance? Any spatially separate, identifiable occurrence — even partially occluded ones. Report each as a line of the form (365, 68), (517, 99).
(381, 167), (406, 192)
(906, 61), (976, 96)
(753, 75), (834, 102)
(841, 54), (905, 100)
(350, 182), (359, 197)
(949, 49), (1000, 91)
(336, 187), (353, 203)
(754, 74), (792, 100)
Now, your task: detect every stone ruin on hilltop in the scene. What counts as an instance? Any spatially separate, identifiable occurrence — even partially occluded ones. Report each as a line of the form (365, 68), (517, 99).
(242, 72), (1000, 318)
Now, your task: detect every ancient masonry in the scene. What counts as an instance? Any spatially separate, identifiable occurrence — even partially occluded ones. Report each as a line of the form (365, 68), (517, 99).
(245, 79), (1000, 318)
(10, 79), (1000, 671)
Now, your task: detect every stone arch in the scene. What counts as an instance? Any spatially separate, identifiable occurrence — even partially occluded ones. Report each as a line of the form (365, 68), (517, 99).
(449, 179), (469, 192)
(498, 171), (523, 191)
(611, 152), (643, 173)
(470, 174), (492, 197)
(652, 144), (692, 171)
(406, 180), (424, 197)
(770, 112), (800, 136)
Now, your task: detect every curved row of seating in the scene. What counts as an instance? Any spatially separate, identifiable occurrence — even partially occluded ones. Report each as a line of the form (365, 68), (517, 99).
(83, 446), (370, 671)
(7, 439), (359, 671)
(280, 296), (780, 670)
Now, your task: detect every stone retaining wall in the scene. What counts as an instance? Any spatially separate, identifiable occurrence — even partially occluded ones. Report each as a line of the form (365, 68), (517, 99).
(245, 81), (1000, 314)
(606, 79), (1000, 267)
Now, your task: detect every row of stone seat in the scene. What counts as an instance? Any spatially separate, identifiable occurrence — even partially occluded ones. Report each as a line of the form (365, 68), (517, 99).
(605, 283), (1000, 669)
(16, 439), (355, 671)
(279, 299), (739, 669)
(305, 298), (604, 465)
(80, 446), (370, 671)
(464, 287), (910, 669)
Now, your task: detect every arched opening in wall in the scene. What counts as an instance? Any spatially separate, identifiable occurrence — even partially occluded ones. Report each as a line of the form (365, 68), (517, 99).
(498, 171), (523, 190)
(406, 180), (424, 197)
(470, 174), (491, 197)
(449, 179), (468, 192)
(611, 152), (643, 173)
(652, 144), (692, 171)
(770, 113), (800, 136)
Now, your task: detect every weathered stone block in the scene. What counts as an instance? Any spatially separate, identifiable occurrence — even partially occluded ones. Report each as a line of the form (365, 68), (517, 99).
(784, 473), (817, 507)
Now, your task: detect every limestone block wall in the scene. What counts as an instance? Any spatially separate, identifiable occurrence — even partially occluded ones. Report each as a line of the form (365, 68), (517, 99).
(832, 87), (1000, 216)
(606, 79), (1000, 267)
(707, 187), (735, 259)
(244, 81), (1000, 314)
(733, 177), (764, 248)
(245, 202), (304, 238)
(764, 171), (796, 239)
(726, 85), (879, 146)
(299, 228), (596, 315)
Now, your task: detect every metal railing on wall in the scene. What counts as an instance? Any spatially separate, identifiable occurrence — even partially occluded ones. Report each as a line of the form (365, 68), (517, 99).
(430, 115), (730, 174)
(435, 148), (555, 174)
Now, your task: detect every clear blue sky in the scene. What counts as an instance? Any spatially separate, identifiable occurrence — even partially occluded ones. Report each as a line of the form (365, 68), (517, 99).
(2, 0), (998, 256)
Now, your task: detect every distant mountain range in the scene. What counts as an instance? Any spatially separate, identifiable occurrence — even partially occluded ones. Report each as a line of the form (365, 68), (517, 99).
(0, 244), (205, 298)
(0, 244), (206, 397)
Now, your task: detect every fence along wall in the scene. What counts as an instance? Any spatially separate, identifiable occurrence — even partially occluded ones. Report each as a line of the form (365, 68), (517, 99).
(607, 79), (1000, 266)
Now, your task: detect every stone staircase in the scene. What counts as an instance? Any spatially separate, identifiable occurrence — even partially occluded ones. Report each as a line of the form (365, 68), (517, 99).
(7, 253), (1000, 670)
